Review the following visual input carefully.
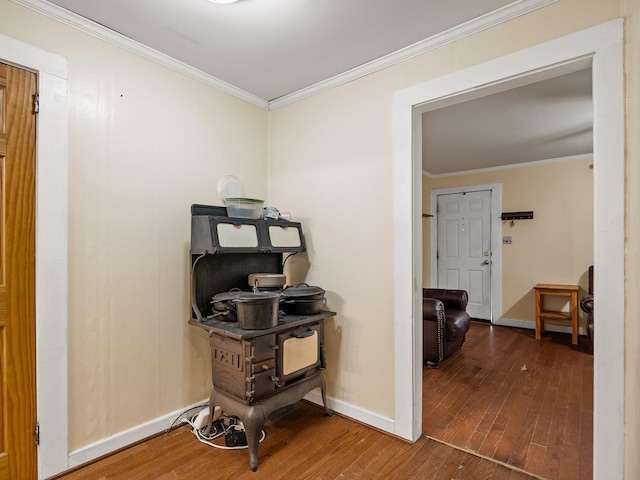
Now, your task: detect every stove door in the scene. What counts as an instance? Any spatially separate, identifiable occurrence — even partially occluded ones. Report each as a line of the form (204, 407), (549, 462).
(277, 323), (322, 382)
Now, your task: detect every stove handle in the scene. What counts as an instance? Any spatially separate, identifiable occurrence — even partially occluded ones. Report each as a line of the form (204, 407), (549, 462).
(292, 323), (320, 339)
(293, 329), (315, 339)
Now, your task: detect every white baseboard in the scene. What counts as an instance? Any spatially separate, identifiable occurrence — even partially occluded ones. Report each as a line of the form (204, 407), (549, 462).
(66, 391), (395, 472)
(67, 399), (209, 469)
(304, 389), (395, 434)
(495, 317), (585, 336)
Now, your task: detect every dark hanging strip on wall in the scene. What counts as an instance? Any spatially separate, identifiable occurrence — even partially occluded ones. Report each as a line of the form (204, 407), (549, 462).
(500, 211), (534, 221)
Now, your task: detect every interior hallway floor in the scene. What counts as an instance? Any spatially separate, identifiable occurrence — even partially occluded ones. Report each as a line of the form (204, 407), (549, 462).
(423, 322), (593, 480)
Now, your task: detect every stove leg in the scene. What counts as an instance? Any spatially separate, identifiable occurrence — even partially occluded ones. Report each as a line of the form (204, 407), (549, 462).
(241, 408), (264, 472)
(210, 376), (330, 471)
(320, 375), (334, 417)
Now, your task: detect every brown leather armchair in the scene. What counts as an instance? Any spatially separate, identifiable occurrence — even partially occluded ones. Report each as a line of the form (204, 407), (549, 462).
(423, 288), (471, 368)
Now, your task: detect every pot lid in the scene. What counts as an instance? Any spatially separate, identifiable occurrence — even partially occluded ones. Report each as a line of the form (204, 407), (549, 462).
(281, 283), (325, 298)
(248, 273), (286, 279)
(248, 273), (286, 286)
(234, 291), (281, 302)
(210, 289), (246, 303)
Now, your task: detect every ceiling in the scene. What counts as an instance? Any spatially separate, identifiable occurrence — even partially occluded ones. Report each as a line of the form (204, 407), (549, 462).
(45, 0), (516, 101)
(422, 67), (593, 175)
(27, 0), (592, 174)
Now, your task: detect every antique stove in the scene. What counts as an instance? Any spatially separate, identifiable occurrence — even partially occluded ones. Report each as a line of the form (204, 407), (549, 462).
(188, 205), (334, 471)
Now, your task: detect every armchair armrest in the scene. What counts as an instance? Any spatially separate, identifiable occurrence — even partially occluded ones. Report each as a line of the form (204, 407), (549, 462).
(423, 298), (445, 364)
(423, 297), (445, 321)
(423, 288), (469, 311)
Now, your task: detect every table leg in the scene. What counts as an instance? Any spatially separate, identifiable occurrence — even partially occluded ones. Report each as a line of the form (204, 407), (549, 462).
(535, 289), (543, 340)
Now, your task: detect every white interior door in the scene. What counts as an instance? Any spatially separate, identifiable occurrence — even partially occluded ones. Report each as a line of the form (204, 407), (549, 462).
(437, 190), (492, 320)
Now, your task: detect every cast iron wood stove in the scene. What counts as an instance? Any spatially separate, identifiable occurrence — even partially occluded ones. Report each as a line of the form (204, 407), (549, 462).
(189, 205), (334, 471)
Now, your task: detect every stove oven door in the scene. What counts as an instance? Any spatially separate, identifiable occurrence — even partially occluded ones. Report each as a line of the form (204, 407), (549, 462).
(276, 322), (322, 384)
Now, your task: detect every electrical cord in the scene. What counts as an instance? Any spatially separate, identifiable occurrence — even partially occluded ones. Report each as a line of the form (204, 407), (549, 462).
(282, 252), (298, 268)
(170, 406), (266, 450)
(189, 418), (266, 450)
(166, 403), (209, 435)
(190, 253), (207, 322)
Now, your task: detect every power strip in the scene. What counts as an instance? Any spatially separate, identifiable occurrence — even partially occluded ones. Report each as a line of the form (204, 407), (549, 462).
(193, 405), (222, 430)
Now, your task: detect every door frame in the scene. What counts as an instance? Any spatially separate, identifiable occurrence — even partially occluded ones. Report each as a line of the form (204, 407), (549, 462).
(0, 34), (69, 479)
(430, 184), (502, 322)
(392, 19), (624, 479)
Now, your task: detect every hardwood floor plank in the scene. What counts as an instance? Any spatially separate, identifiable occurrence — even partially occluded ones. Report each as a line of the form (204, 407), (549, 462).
(523, 442), (546, 473)
(419, 441), (468, 480)
(478, 421), (506, 458)
(505, 357), (548, 468)
(451, 453), (505, 480)
(335, 434), (400, 480)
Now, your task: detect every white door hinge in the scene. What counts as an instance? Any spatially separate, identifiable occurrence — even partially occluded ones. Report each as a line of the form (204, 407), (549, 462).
(33, 92), (39, 114)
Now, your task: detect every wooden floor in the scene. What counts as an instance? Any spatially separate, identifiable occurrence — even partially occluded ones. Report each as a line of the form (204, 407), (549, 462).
(423, 323), (593, 480)
(54, 323), (592, 480)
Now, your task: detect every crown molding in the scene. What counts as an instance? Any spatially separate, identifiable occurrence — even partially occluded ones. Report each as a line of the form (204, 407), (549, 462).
(11, 0), (558, 112)
(268, 0), (559, 110)
(9, 0), (270, 110)
(422, 152), (593, 178)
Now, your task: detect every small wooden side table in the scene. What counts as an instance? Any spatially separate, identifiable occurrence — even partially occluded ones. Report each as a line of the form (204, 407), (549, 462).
(534, 284), (579, 345)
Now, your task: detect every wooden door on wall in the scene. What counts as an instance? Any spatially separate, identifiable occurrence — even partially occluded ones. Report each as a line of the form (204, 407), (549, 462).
(0, 62), (37, 479)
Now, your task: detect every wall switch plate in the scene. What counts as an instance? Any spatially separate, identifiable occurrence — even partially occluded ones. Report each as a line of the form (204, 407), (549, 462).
(503, 236), (512, 244)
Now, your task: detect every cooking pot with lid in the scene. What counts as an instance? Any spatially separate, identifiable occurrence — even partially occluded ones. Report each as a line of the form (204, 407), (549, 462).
(234, 291), (281, 329)
(209, 289), (246, 321)
(280, 283), (326, 315)
(280, 283), (325, 300)
(281, 297), (326, 315)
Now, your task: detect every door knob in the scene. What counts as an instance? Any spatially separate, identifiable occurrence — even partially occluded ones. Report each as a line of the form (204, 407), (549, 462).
(483, 259), (490, 265)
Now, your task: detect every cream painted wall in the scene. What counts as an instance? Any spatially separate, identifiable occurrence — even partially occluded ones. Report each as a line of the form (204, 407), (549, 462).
(268, 85), (396, 415)
(0, 0), (269, 451)
(426, 159), (594, 329)
(270, 0), (619, 422)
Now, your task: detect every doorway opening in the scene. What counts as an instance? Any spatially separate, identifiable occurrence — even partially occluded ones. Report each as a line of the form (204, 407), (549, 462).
(421, 67), (594, 476)
(391, 19), (624, 479)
